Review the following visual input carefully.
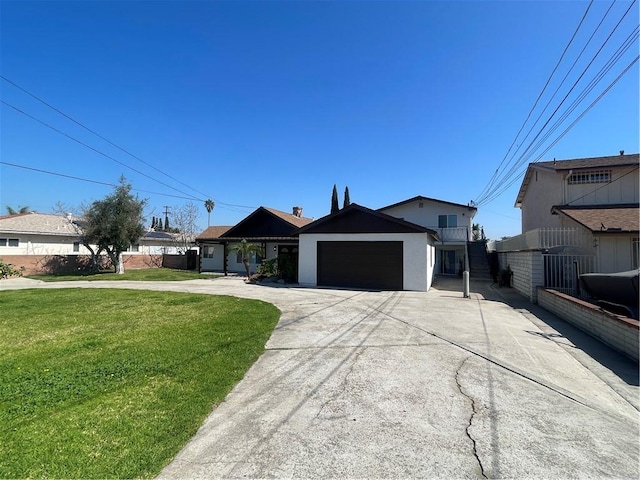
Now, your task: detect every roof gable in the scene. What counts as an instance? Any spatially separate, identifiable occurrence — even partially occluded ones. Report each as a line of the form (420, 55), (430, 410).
(221, 206), (313, 239)
(378, 195), (477, 213)
(297, 203), (437, 236)
(516, 153), (640, 207)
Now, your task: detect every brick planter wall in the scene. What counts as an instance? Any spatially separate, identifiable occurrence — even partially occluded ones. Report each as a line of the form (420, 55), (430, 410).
(538, 288), (639, 362)
(0, 254), (162, 275)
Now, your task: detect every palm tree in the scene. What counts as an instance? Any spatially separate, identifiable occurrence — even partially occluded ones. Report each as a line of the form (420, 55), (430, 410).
(227, 239), (264, 278)
(6, 206), (31, 215)
(204, 199), (215, 226)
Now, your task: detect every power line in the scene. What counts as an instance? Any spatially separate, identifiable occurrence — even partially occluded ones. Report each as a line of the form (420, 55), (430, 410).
(478, 54), (639, 207)
(505, 0), (637, 174)
(1, 100), (204, 202)
(0, 161), (203, 200)
(474, 0), (595, 204)
(486, 0), (621, 198)
(0, 159), (258, 213)
(0, 75), (214, 201)
(475, 0), (639, 206)
(1, 96), (257, 212)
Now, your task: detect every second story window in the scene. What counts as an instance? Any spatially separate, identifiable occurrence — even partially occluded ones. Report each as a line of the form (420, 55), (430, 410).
(568, 170), (611, 185)
(438, 215), (457, 228)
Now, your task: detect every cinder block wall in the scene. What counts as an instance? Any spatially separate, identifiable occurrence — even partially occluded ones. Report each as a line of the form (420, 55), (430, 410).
(538, 288), (639, 362)
(498, 250), (544, 302)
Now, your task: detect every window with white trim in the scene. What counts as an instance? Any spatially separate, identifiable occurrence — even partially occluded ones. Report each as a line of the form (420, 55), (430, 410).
(128, 244), (140, 252)
(73, 242), (80, 252)
(0, 238), (19, 247)
(568, 170), (611, 185)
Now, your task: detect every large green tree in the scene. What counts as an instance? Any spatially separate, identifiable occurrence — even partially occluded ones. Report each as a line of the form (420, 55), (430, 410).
(83, 177), (146, 274)
(227, 239), (264, 279)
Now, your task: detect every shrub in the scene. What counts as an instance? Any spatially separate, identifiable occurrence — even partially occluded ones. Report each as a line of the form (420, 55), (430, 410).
(257, 258), (278, 277)
(0, 258), (25, 279)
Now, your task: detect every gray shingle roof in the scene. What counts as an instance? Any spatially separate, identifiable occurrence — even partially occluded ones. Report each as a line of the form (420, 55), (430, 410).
(0, 213), (81, 236)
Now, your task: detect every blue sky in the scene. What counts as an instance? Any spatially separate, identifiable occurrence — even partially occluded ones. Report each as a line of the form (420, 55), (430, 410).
(1, 0), (638, 238)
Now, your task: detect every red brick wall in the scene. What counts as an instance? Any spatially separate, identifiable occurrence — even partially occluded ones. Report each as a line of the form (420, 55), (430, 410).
(1, 254), (162, 275)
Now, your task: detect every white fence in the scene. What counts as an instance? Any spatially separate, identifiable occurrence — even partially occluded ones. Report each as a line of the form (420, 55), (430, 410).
(542, 254), (597, 296)
(493, 228), (592, 252)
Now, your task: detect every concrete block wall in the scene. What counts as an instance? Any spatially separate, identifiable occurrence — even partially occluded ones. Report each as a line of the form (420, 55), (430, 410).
(538, 288), (639, 362)
(498, 250), (544, 302)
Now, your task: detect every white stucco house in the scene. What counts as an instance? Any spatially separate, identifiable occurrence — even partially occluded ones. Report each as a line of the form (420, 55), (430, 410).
(297, 204), (439, 291)
(378, 196), (478, 275)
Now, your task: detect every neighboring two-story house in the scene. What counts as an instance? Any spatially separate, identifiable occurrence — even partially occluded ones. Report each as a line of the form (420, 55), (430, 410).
(514, 152), (639, 273)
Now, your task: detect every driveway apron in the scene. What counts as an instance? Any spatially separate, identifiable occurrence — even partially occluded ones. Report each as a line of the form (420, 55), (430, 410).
(2, 276), (638, 478)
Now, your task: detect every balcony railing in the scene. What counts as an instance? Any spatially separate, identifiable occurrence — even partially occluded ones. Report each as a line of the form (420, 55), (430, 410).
(433, 227), (470, 242)
(491, 228), (592, 252)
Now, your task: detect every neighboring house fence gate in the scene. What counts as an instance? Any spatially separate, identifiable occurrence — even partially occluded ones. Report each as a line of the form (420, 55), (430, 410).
(543, 254), (597, 296)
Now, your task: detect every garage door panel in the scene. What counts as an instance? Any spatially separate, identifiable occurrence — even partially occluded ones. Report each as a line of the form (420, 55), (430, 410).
(317, 241), (403, 290)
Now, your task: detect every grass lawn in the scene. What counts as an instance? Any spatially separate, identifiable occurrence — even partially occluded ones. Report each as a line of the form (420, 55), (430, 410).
(28, 267), (219, 282)
(0, 288), (280, 479)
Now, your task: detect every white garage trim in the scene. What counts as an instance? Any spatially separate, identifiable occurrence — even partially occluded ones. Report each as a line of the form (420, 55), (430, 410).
(299, 233), (434, 291)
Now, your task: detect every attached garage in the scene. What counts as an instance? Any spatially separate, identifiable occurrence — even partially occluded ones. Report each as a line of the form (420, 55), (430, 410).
(296, 204), (439, 291)
(317, 241), (403, 290)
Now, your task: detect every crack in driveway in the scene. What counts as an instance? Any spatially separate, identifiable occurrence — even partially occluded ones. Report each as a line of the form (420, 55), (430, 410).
(455, 355), (488, 479)
(314, 346), (366, 420)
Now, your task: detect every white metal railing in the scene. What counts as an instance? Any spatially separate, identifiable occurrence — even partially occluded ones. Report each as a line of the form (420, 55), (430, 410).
(543, 254), (597, 296)
(433, 227), (470, 242)
(495, 228), (592, 252)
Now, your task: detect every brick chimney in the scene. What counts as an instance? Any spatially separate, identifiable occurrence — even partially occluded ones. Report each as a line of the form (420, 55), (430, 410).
(292, 206), (303, 218)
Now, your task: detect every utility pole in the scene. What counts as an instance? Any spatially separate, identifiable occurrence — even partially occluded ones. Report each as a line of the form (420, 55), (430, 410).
(163, 205), (171, 231)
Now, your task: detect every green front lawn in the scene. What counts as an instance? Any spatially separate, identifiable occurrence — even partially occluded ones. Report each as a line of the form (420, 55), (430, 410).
(28, 267), (219, 282)
(0, 288), (280, 479)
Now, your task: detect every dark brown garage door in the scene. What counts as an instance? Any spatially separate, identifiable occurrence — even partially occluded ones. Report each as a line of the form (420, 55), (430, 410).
(317, 241), (403, 290)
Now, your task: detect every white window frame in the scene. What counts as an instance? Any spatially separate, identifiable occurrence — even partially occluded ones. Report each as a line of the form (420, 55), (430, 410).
(568, 170), (611, 185)
(1, 238), (20, 247)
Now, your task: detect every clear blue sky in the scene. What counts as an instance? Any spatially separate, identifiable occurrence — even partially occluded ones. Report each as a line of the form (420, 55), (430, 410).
(1, 0), (638, 239)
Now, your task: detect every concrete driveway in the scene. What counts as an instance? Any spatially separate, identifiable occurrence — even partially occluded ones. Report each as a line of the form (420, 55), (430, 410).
(2, 276), (638, 478)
